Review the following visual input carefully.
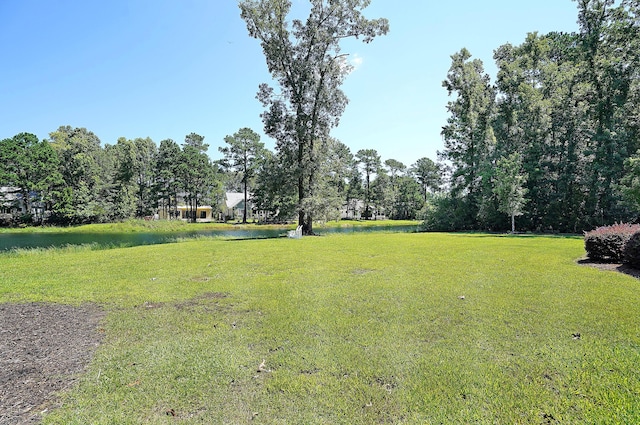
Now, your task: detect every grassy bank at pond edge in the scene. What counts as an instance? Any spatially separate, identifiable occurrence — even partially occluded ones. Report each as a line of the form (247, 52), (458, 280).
(0, 219), (420, 235)
(0, 232), (638, 424)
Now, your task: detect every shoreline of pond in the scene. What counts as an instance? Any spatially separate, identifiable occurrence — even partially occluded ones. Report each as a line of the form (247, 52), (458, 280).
(0, 223), (421, 252)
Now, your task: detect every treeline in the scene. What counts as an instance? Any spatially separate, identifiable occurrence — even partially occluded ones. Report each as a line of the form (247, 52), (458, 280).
(0, 125), (439, 225)
(0, 127), (222, 225)
(251, 138), (441, 223)
(431, 0), (640, 233)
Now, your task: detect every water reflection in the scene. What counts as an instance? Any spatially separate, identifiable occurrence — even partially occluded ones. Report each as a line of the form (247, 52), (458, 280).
(0, 225), (418, 251)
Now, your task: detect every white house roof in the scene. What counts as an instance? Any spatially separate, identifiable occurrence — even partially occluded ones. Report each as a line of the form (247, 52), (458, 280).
(0, 187), (20, 203)
(225, 192), (246, 209)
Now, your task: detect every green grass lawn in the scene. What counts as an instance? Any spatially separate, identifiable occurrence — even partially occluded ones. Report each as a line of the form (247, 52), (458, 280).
(1, 232), (638, 424)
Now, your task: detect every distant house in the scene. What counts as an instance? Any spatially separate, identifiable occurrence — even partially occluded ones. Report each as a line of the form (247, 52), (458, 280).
(0, 187), (47, 224)
(175, 205), (215, 222)
(341, 199), (363, 220)
(167, 192), (249, 222)
(340, 199), (387, 220)
(0, 187), (21, 215)
(224, 192), (247, 221)
(157, 190), (219, 222)
(222, 192), (273, 222)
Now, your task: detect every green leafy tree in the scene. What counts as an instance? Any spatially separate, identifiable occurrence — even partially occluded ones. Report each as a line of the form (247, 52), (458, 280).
(429, 1), (640, 232)
(155, 139), (182, 219)
(239, 0), (388, 234)
(619, 150), (640, 215)
(48, 126), (108, 224)
(344, 163), (363, 219)
(385, 159), (406, 182)
(440, 48), (496, 228)
(324, 139), (354, 197)
(383, 158), (406, 214)
(370, 171), (392, 220)
(576, 0), (639, 227)
(355, 148), (381, 219)
(220, 128), (265, 223)
(393, 176), (424, 220)
(109, 138), (137, 219)
(133, 137), (158, 217)
(411, 157), (442, 201)
(493, 32), (585, 231)
(303, 138), (354, 223)
(493, 152), (528, 232)
(177, 133), (219, 223)
(0, 133), (62, 224)
(252, 148), (298, 222)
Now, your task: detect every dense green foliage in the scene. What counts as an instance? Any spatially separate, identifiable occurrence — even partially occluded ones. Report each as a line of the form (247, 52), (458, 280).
(239, 0), (389, 234)
(0, 129), (223, 225)
(1, 233), (638, 423)
(0, 132), (61, 224)
(493, 152), (528, 232)
(623, 230), (640, 267)
(0, 126), (433, 226)
(434, 0), (640, 232)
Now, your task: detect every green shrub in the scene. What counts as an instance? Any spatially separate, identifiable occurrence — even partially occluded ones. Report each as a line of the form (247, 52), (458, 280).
(584, 223), (640, 262)
(623, 231), (640, 268)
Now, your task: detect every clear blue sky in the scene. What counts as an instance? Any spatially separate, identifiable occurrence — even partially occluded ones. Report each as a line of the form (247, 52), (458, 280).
(0, 1), (580, 168)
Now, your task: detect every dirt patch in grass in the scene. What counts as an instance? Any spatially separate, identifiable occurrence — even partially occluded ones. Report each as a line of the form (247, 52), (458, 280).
(577, 258), (640, 279)
(0, 303), (105, 425)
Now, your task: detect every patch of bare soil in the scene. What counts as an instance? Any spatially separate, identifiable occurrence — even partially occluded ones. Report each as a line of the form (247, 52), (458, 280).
(577, 258), (640, 279)
(0, 303), (104, 425)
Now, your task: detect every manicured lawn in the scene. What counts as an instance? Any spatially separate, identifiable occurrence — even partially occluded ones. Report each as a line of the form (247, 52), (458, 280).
(1, 232), (638, 424)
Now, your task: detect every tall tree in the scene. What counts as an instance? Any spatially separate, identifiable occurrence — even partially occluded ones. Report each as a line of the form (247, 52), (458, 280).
(384, 159), (406, 186)
(302, 138), (353, 223)
(428, 1), (640, 232)
(344, 162), (363, 220)
(239, 0), (388, 234)
(0, 133), (61, 223)
(384, 158), (405, 213)
(440, 48), (496, 228)
(133, 137), (158, 217)
(220, 128), (265, 223)
(493, 152), (528, 232)
(619, 149), (640, 217)
(411, 157), (442, 201)
(576, 0), (639, 226)
(252, 148), (298, 222)
(355, 148), (381, 219)
(393, 175), (424, 220)
(110, 137), (138, 220)
(493, 34), (557, 230)
(155, 139), (182, 220)
(177, 133), (218, 223)
(48, 126), (108, 224)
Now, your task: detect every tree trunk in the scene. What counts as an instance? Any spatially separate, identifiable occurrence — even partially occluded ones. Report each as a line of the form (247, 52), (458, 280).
(511, 214), (515, 233)
(303, 212), (313, 235)
(243, 180), (248, 224)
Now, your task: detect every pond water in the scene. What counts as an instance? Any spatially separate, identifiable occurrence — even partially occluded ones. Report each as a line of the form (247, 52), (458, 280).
(0, 224), (419, 252)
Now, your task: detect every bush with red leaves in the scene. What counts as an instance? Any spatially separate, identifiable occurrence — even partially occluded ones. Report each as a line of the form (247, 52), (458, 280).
(584, 223), (640, 262)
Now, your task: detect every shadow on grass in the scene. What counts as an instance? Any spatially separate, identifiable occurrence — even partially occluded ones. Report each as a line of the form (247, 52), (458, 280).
(577, 258), (640, 279)
(437, 231), (583, 240)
